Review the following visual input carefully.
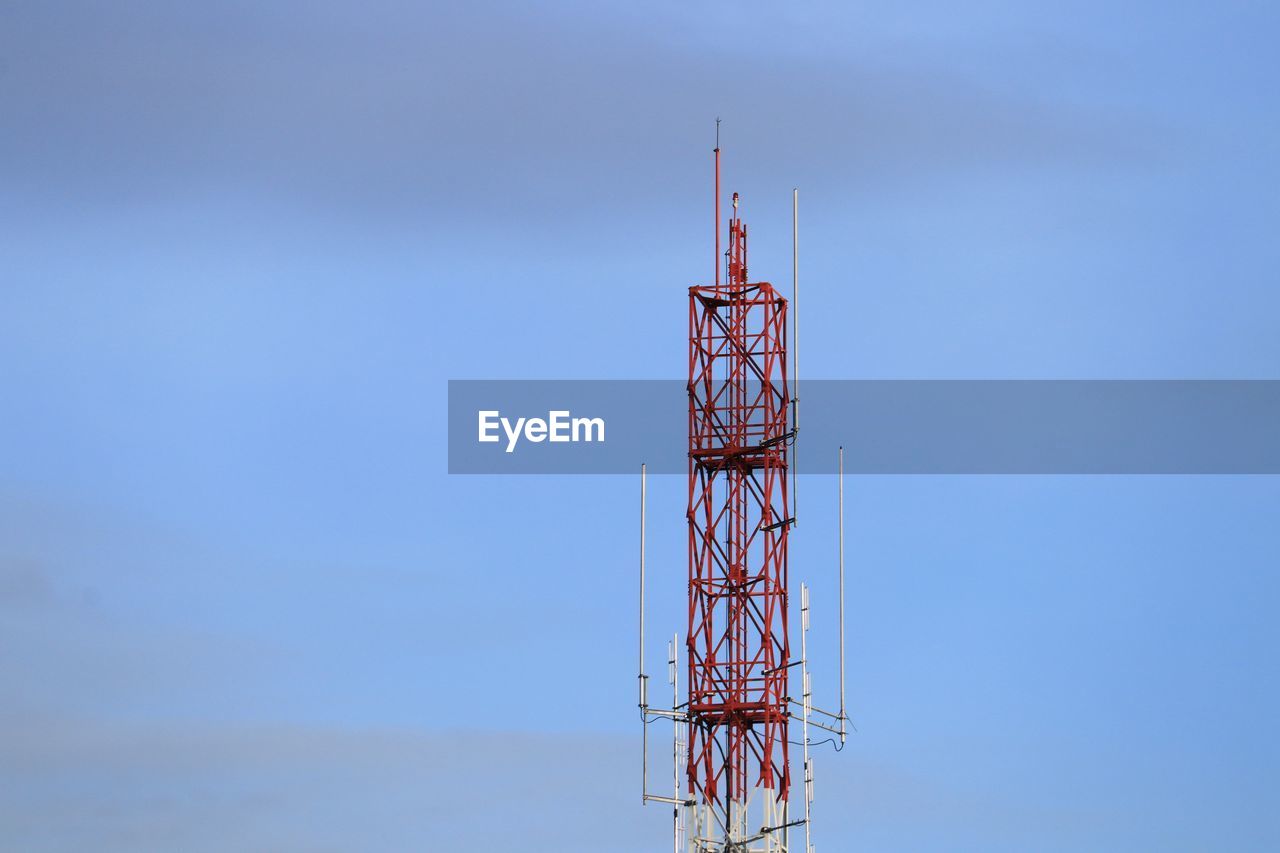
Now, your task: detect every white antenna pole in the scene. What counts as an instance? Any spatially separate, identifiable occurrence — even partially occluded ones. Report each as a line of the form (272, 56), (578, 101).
(670, 635), (680, 853)
(801, 582), (813, 853)
(640, 463), (649, 802)
(839, 447), (847, 744)
(792, 188), (799, 525)
(640, 462), (647, 692)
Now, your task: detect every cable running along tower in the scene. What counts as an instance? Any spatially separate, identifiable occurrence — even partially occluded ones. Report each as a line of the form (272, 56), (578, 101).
(639, 126), (848, 853)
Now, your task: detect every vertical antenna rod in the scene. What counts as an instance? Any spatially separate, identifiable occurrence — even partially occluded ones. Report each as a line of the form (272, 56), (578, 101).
(801, 582), (813, 853)
(640, 462), (647, 690)
(792, 188), (800, 525)
(714, 120), (721, 286)
(670, 635), (680, 853)
(639, 463), (649, 800)
(839, 446), (847, 743)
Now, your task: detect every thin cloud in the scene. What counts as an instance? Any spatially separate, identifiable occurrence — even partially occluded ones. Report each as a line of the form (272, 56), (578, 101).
(0, 718), (650, 852)
(0, 1), (1160, 220)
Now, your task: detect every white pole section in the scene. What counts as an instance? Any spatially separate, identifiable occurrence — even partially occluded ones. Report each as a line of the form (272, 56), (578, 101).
(792, 188), (799, 525)
(640, 462), (647, 700)
(801, 582), (813, 853)
(670, 635), (680, 853)
(640, 463), (648, 802)
(839, 447), (846, 743)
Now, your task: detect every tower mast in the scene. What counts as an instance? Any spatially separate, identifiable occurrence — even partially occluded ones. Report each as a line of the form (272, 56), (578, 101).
(641, 126), (846, 852)
(686, 131), (793, 850)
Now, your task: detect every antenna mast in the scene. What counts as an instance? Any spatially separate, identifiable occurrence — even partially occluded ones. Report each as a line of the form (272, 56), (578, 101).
(638, 124), (847, 852)
(714, 119), (721, 287)
(792, 188), (800, 526)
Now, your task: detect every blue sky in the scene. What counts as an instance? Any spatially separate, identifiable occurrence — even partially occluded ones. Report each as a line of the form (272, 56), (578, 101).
(2, 1), (1278, 850)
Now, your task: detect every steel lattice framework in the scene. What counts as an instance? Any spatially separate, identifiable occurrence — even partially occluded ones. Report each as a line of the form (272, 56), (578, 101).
(639, 132), (845, 853)
(686, 184), (792, 841)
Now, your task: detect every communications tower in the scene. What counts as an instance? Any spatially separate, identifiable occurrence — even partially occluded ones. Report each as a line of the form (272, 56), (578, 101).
(639, 126), (848, 852)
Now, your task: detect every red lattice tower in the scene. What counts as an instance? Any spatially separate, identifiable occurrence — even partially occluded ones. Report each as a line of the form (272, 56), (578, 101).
(686, 144), (792, 836)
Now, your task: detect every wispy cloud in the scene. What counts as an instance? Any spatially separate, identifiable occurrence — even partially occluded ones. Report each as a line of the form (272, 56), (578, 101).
(0, 718), (652, 852)
(0, 557), (56, 609)
(0, 1), (1157, 221)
